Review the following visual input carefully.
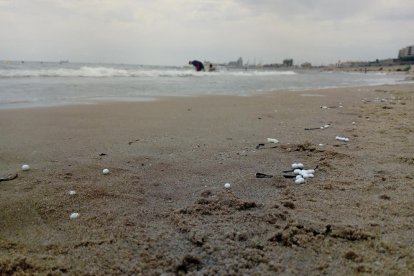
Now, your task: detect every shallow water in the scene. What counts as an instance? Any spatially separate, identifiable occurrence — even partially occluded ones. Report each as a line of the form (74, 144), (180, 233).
(0, 61), (407, 109)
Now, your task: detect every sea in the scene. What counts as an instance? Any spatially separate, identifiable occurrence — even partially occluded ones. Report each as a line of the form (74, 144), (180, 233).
(0, 61), (409, 109)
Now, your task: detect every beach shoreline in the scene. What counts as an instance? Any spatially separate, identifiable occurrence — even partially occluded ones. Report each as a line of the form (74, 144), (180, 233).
(1, 83), (413, 274)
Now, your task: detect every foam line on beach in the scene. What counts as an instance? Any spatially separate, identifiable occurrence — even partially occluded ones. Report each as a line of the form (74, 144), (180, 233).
(0, 66), (297, 78)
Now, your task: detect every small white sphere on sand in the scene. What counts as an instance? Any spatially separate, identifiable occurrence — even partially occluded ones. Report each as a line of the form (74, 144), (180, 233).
(102, 168), (110, 175)
(21, 164), (30, 171)
(296, 175), (303, 180)
(224, 183), (231, 189)
(69, 190), (76, 195)
(319, 143), (324, 146)
(352, 122), (356, 125)
(70, 212), (79, 220)
(295, 178), (305, 184)
(297, 163), (304, 169)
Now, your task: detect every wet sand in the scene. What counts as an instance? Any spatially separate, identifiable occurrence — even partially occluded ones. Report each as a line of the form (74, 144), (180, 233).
(1, 84), (414, 274)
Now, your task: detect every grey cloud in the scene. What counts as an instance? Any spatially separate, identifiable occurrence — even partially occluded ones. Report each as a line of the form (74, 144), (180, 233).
(375, 8), (414, 21)
(0, 0), (413, 65)
(237, 0), (373, 20)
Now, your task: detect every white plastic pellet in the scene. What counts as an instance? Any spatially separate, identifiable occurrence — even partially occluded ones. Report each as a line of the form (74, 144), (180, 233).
(267, 138), (279, 144)
(70, 213), (79, 220)
(295, 178), (305, 184)
(336, 136), (350, 142)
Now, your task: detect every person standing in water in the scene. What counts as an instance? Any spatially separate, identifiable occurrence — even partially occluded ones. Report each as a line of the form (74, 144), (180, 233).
(189, 60), (205, 72)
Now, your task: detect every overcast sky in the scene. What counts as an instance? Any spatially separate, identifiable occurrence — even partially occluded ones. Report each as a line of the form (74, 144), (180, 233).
(1, 0), (413, 66)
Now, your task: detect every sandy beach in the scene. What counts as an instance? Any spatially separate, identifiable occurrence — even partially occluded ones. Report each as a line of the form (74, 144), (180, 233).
(1, 83), (414, 274)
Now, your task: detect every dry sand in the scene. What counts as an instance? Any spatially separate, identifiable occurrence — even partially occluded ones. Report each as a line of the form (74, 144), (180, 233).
(0, 84), (413, 275)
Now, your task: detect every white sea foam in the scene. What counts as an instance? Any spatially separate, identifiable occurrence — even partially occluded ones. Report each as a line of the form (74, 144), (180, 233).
(0, 66), (297, 78)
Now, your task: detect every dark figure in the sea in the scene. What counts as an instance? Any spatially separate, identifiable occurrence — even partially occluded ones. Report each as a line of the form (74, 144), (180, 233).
(209, 63), (216, 72)
(189, 60), (205, 72)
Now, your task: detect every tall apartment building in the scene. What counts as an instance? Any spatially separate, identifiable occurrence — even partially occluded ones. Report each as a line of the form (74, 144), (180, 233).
(283, 59), (293, 67)
(398, 45), (414, 60)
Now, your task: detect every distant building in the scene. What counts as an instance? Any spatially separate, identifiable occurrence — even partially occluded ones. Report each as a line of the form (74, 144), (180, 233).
(301, 62), (312, 69)
(228, 57), (243, 67)
(337, 61), (369, 68)
(398, 45), (414, 61)
(283, 59), (293, 67)
(263, 63), (281, 68)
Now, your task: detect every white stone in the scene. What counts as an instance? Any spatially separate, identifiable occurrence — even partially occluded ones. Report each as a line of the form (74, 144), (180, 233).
(297, 163), (304, 169)
(21, 164), (30, 171)
(102, 168), (110, 175)
(224, 183), (231, 189)
(69, 190), (76, 195)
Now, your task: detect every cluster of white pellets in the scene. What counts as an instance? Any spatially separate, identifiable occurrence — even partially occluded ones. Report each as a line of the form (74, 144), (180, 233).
(291, 163), (315, 184)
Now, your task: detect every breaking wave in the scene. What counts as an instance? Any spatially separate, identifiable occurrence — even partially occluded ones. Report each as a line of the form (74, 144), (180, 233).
(0, 66), (297, 78)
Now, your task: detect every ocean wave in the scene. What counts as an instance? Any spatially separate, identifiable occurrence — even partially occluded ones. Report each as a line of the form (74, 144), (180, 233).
(0, 66), (297, 78)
